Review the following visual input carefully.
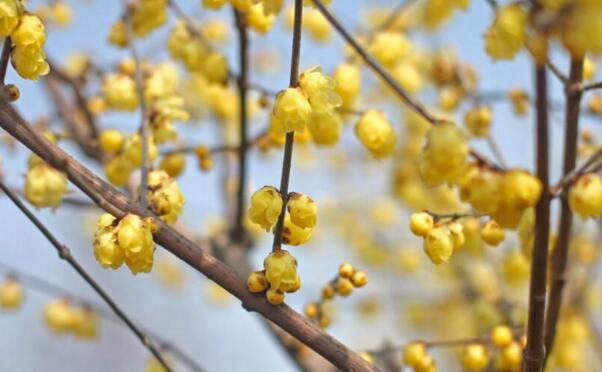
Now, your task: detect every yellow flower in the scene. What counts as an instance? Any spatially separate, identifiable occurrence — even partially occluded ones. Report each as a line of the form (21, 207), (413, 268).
(71, 307), (99, 340)
(333, 62), (360, 107)
(409, 212), (434, 237)
(248, 186), (283, 231)
(159, 153), (186, 178)
(419, 122), (468, 185)
(0, 0), (21, 37)
(462, 344), (489, 371)
(230, 0), (253, 11)
(12, 45), (50, 80)
(203, 0), (227, 10)
(12, 14), (45, 47)
(251, 0), (284, 15)
(464, 106), (492, 138)
(368, 31), (411, 67)
(130, 0), (168, 38)
(44, 299), (74, 334)
(104, 155), (134, 187)
(93, 213), (125, 269)
(99, 129), (125, 154)
(484, 4), (527, 60)
(298, 66), (342, 115)
(102, 73), (139, 112)
(422, 0), (469, 29)
(108, 20), (128, 47)
(287, 192), (317, 229)
(0, 279), (23, 310)
(303, 9), (331, 42)
(248, 3), (276, 34)
(491, 325), (513, 347)
(308, 111), (342, 146)
(282, 214), (312, 245)
(24, 164), (67, 209)
(403, 342), (427, 367)
(264, 250), (299, 292)
(569, 173), (602, 219)
(50, 1), (72, 27)
(168, 21), (208, 72)
(480, 220), (505, 246)
(117, 214), (155, 274)
(123, 133), (158, 167)
(273, 88), (312, 132)
(147, 170), (186, 224)
(247, 271), (269, 293)
(355, 110), (397, 159)
(423, 225), (454, 265)
(561, 2), (602, 57)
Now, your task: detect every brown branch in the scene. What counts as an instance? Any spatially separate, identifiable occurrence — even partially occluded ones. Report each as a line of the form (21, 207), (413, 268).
(271, 0), (303, 253)
(0, 180), (172, 371)
(0, 261), (204, 372)
(311, 0), (439, 125)
(582, 81), (602, 92)
(122, 3), (150, 208)
(524, 66), (551, 372)
(550, 146), (602, 197)
(485, 135), (507, 168)
(547, 59), (569, 85)
(0, 37), (11, 85)
(544, 57), (584, 364)
(232, 9), (249, 242)
(0, 97), (373, 371)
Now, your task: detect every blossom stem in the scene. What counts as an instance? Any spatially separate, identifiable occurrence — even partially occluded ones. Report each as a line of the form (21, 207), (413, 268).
(0, 37), (11, 85)
(271, 0), (303, 252)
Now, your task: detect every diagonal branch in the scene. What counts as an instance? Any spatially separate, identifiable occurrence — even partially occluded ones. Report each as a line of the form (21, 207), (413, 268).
(0, 96), (373, 372)
(0, 180), (172, 372)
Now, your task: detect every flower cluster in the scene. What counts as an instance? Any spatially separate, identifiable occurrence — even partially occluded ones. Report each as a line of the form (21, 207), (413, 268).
(247, 250), (300, 305)
(458, 166), (542, 229)
(410, 212), (468, 265)
(108, 0), (167, 47)
(10, 11), (50, 80)
(418, 122), (468, 186)
(103, 133), (158, 187)
(168, 21), (228, 84)
(147, 170), (186, 225)
(93, 213), (156, 274)
(304, 263), (368, 328)
(43, 298), (99, 340)
(272, 67), (342, 142)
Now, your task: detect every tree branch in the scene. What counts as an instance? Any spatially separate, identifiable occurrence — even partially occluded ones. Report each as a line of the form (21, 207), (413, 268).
(232, 9), (249, 242)
(544, 57), (584, 364)
(0, 97), (373, 372)
(271, 0), (303, 253)
(311, 0), (439, 125)
(523, 66), (551, 372)
(0, 180), (173, 372)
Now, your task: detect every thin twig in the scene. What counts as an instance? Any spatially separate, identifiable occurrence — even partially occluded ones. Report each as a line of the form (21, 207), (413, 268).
(485, 135), (507, 169)
(312, 0), (439, 125)
(544, 57), (584, 365)
(0, 261), (205, 372)
(524, 66), (551, 372)
(0, 37), (11, 85)
(0, 180), (173, 372)
(547, 59), (569, 85)
(122, 2), (150, 208)
(550, 146), (602, 197)
(271, 0), (303, 253)
(232, 9), (249, 241)
(582, 81), (602, 92)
